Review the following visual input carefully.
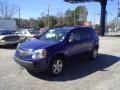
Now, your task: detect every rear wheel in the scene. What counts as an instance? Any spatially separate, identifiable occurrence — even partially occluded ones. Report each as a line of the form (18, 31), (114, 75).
(48, 57), (64, 76)
(91, 47), (98, 59)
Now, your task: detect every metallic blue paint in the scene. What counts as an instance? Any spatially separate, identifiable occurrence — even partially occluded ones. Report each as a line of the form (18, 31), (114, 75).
(14, 26), (99, 72)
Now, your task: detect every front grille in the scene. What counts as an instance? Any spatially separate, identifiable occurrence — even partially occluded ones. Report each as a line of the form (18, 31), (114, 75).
(17, 48), (32, 56)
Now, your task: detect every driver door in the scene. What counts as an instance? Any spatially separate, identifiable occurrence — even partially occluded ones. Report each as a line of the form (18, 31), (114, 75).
(66, 29), (84, 62)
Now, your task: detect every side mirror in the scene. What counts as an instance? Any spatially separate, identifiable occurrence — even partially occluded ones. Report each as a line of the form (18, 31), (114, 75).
(69, 35), (76, 43)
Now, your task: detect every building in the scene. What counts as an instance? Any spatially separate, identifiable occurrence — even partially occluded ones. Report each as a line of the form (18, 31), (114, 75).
(0, 20), (17, 31)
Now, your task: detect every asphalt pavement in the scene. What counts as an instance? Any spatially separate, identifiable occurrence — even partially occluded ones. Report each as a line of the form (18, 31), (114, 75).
(0, 37), (120, 90)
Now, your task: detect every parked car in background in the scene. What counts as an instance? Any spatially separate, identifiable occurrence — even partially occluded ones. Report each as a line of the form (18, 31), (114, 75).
(0, 29), (20, 45)
(15, 29), (41, 42)
(39, 28), (49, 34)
(14, 26), (99, 76)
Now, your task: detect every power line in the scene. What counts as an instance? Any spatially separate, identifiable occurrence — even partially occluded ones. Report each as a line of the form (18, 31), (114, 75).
(117, 0), (120, 20)
(19, 8), (21, 28)
(18, 4), (48, 11)
(74, 10), (76, 26)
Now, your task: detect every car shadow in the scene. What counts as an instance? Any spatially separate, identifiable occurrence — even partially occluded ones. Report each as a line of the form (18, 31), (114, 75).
(28, 54), (120, 81)
(0, 44), (17, 50)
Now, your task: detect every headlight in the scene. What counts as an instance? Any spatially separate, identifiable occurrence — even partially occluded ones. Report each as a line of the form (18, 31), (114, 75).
(0, 40), (5, 42)
(32, 49), (47, 59)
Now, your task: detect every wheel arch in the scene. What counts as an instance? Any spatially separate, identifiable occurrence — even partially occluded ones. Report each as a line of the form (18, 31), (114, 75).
(94, 44), (99, 49)
(49, 53), (66, 64)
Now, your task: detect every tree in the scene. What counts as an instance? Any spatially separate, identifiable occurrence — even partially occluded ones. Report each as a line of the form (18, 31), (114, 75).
(95, 24), (100, 30)
(64, 5), (88, 26)
(75, 5), (88, 25)
(29, 18), (37, 28)
(37, 17), (44, 28)
(64, 9), (74, 26)
(0, 0), (18, 19)
(20, 19), (29, 28)
(44, 16), (57, 28)
(56, 11), (65, 27)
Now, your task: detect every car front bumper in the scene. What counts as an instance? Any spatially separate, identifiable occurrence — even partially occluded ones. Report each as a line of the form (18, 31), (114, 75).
(14, 57), (49, 72)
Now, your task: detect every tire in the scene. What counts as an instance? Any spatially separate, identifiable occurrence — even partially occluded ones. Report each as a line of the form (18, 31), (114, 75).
(91, 47), (98, 59)
(48, 56), (64, 76)
(27, 69), (36, 73)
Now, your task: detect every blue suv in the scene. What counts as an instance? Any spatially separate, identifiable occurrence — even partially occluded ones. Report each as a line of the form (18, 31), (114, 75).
(14, 26), (99, 75)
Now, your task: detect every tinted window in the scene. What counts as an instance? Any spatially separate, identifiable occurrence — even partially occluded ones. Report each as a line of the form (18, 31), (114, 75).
(22, 30), (26, 34)
(15, 30), (26, 34)
(79, 28), (91, 40)
(87, 28), (98, 38)
(29, 30), (39, 34)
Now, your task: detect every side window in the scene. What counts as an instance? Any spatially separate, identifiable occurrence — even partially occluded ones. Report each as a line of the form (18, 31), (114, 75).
(85, 30), (91, 39)
(79, 29), (91, 40)
(22, 30), (26, 34)
(88, 28), (98, 38)
(69, 29), (80, 41)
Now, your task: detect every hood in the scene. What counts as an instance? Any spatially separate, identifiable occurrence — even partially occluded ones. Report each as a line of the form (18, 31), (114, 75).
(19, 39), (58, 51)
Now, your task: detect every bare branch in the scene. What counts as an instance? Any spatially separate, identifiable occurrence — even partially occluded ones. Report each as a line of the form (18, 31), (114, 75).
(0, 0), (18, 19)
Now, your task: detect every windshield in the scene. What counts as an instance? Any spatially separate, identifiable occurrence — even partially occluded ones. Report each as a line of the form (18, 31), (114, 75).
(28, 29), (40, 34)
(39, 29), (70, 42)
(15, 30), (25, 34)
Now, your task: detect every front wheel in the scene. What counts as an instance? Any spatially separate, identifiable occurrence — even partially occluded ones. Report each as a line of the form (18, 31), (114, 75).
(48, 57), (64, 76)
(91, 47), (98, 59)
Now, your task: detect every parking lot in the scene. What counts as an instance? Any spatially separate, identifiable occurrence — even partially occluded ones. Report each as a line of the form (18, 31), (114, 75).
(0, 37), (120, 90)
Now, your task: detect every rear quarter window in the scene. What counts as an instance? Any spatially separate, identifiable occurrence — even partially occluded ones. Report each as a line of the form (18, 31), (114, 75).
(79, 28), (91, 40)
(87, 28), (98, 38)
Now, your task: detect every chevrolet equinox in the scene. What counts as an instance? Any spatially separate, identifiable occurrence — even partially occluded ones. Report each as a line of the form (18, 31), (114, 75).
(14, 26), (99, 75)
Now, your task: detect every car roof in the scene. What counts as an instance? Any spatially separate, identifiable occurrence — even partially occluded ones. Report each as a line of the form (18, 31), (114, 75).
(55, 26), (93, 31)
(0, 29), (7, 31)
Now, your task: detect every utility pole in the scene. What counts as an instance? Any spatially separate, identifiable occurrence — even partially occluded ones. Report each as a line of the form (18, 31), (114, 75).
(116, 0), (120, 32)
(19, 8), (21, 28)
(93, 13), (100, 26)
(115, 17), (117, 33)
(100, 0), (107, 36)
(43, 14), (45, 28)
(57, 11), (63, 26)
(74, 10), (76, 26)
(41, 13), (45, 27)
(93, 13), (96, 25)
(61, 12), (64, 26)
(48, 5), (50, 29)
(118, 0), (120, 31)
(57, 11), (60, 26)
(117, 0), (120, 20)
(60, 12), (63, 26)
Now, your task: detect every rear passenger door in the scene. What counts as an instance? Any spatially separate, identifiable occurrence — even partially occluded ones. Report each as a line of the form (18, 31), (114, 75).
(79, 28), (93, 54)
